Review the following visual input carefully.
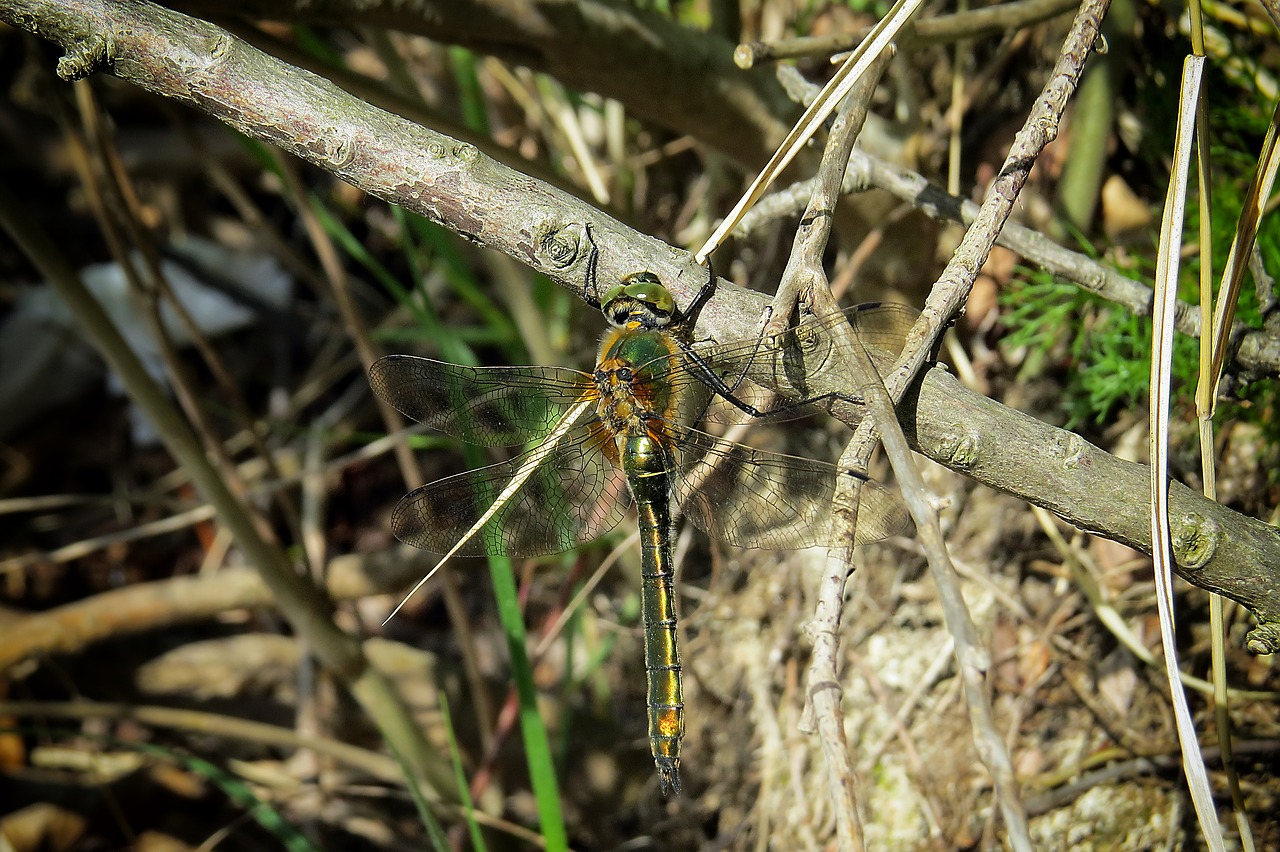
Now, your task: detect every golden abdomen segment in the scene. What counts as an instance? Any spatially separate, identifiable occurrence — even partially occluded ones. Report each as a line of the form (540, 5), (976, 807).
(621, 429), (684, 794)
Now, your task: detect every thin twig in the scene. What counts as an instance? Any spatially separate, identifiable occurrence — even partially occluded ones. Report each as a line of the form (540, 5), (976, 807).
(767, 44), (895, 851)
(843, 322), (1033, 849)
(734, 0), (1079, 66)
(737, 143), (1280, 381)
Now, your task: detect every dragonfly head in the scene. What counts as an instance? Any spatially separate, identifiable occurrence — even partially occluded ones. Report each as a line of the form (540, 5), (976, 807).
(601, 272), (676, 329)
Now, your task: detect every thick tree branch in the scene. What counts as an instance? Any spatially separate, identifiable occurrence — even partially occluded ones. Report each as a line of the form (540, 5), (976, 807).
(4, 0), (1278, 637)
(177, 0), (799, 169)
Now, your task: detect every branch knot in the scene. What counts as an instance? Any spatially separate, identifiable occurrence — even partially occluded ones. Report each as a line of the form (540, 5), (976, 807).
(58, 31), (116, 81)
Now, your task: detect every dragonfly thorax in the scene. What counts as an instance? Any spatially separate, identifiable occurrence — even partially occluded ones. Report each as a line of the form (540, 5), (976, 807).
(600, 272), (676, 329)
(593, 324), (684, 437)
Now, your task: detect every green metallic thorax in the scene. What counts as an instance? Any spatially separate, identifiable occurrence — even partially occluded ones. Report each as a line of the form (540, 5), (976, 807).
(593, 327), (683, 437)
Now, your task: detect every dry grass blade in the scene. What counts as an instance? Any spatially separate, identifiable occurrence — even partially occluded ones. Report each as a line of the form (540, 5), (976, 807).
(1148, 53), (1227, 852)
(539, 75), (611, 205)
(1186, 2), (1258, 846)
(1201, 96), (1280, 409)
(693, 0), (924, 264)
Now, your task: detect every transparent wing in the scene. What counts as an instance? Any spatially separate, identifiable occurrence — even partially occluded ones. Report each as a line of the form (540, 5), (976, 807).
(370, 355), (595, 446)
(670, 424), (910, 550)
(660, 302), (919, 422)
(391, 423), (631, 558)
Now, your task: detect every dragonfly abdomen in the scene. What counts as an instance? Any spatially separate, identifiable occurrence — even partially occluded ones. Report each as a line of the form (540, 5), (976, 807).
(623, 430), (685, 795)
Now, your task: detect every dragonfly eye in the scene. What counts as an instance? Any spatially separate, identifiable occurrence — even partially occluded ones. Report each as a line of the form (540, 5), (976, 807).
(620, 273), (675, 313)
(600, 272), (676, 328)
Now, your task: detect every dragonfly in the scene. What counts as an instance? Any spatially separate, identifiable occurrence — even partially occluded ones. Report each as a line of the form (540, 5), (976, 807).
(369, 265), (915, 795)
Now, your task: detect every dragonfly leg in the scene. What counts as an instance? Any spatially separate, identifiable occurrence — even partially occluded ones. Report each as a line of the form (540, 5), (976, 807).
(674, 262), (788, 418)
(580, 222), (604, 309)
(680, 256), (718, 321)
(745, 388), (867, 418)
(677, 337), (776, 418)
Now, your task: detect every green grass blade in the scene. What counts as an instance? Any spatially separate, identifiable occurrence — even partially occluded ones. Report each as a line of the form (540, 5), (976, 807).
(381, 730), (452, 852)
(450, 46), (491, 136)
(153, 749), (317, 852)
(439, 692), (489, 852)
(487, 554), (569, 850)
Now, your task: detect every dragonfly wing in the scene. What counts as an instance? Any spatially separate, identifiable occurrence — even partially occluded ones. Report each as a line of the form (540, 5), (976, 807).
(772, 301), (918, 379)
(676, 302), (919, 420)
(391, 423), (630, 558)
(671, 424), (910, 549)
(370, 355), (594, 446)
